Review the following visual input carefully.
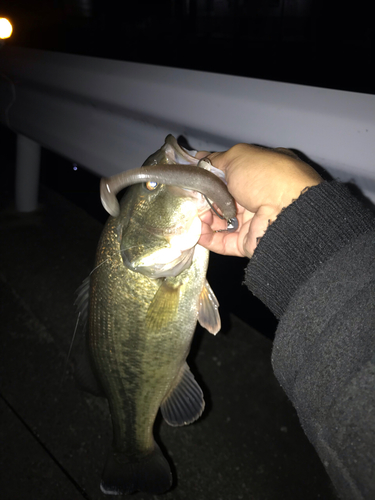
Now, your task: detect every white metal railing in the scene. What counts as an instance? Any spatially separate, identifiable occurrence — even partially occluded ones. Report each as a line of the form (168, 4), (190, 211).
(1, 46), (374, 210)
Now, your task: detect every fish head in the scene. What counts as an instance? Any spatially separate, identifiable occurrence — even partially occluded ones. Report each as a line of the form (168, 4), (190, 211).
(142, 134), (199, 168)
(117, 135), (210, 279)
(118, 180), (209, 279)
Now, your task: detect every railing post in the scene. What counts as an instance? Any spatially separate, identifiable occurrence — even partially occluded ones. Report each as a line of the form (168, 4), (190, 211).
(15, 134), (41, 212)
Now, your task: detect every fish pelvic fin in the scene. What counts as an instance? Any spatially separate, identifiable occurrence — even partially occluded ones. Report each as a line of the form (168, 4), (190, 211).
(161, 362), (205, 426)
(100, 442), (172, 495)
(197, 280), (221, 335)
(145, 280), (181, 331)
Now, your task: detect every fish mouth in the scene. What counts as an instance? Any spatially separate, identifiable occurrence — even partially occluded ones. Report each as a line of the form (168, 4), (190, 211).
(121, 214), (202, 278)
(122, 246), (195, 279)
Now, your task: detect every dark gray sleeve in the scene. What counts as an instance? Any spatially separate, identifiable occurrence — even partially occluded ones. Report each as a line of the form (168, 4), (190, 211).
(244, 181), (375, 500)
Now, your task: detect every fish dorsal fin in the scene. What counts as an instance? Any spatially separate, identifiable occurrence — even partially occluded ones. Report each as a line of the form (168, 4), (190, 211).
(160, 362), (205, 427)
(145, 280), (181, 331)
(198, 280), (221, 335)
(74, 275), (91, 328)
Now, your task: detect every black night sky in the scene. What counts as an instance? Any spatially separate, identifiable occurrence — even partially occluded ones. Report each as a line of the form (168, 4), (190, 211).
(1, 0), (374, 95)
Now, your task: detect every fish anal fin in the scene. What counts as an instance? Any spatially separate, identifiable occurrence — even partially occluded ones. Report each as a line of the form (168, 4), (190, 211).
(100, 442), (172, 495)
(145, 281), (181, 331)
(198, 280), (221, 335)
(161, 362), (205, 427)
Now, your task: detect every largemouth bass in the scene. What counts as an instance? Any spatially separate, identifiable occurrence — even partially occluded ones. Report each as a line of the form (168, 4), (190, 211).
(76, 136), (236, 495)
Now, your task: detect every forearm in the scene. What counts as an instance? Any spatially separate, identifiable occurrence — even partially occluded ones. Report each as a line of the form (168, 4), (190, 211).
(244, 181), (375, 499)
(272, 231), (375, 499)
(244, 181), (375, 319)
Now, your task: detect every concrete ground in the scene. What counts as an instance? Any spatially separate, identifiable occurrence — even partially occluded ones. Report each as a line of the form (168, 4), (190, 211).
(0, 127), (337, 500)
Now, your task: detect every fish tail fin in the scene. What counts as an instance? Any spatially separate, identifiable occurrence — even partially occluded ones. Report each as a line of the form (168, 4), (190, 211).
(100, 442), (172, 495)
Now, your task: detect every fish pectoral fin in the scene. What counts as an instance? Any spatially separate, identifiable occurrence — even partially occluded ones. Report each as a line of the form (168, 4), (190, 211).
(145, 280), (181, 331)
(73, 275), (105, 397)
(197, 280), (221, 335)
(74, 275), (91, 327)
(160, 362), (205, 426)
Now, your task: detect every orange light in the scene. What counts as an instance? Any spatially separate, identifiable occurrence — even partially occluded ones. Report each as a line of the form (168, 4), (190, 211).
(0, 18), (13, 39)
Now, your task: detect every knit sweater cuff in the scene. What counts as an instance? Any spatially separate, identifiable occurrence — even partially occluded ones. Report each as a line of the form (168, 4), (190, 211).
(244, 181), (375, 319)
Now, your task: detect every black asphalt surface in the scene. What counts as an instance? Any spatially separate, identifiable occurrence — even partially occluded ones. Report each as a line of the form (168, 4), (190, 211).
(0, 127), (338, 500)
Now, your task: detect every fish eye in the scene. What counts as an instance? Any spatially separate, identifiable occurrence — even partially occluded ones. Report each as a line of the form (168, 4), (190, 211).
(145, 181), (158, 191)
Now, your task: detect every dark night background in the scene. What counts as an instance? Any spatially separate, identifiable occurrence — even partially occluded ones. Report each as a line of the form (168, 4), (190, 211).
(0, 1), (373, 499)
(2, 0), (374, 94)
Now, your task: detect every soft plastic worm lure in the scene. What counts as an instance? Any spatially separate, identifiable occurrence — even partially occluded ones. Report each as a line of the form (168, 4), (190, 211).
(197, 158), (238, 233)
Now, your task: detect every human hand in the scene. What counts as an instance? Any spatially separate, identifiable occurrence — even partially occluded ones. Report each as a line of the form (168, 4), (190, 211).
(197, 144), (322, 258)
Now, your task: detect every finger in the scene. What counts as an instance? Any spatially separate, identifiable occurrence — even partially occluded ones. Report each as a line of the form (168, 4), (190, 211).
(195, 150), (211, 160)
(200, 211), (229, 232)
(195, 151), (226, 171)
(199, 210), (214, 225)
(199, 229), (244, 257)
(274, 147), (300, 160)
